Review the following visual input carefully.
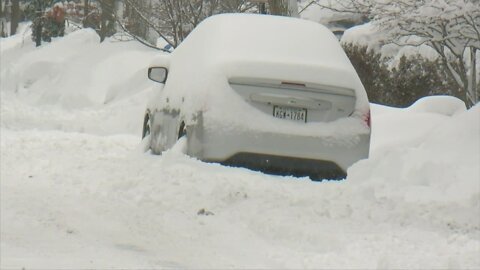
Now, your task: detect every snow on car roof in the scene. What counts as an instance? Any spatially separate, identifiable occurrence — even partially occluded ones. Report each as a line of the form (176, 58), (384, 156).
(175, 13), (353, 70)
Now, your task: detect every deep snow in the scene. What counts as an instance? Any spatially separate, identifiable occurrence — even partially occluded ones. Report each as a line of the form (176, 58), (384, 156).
(1, 27), (479, 269)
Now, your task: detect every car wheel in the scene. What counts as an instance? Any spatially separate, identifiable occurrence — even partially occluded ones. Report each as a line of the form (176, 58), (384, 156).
(178, 121), (186, 139)
(175, 121), (188, 154)
(140, 113), (153, 153)
(142, 113), (151, 139)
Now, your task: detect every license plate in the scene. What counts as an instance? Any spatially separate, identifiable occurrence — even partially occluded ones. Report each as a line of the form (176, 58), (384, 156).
(273, 106), (307, 122)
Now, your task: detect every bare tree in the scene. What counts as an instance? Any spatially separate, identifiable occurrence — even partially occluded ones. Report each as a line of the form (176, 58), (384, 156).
(83, 0), (89, 27)
(268, 0), (288, 15)
(98, 0), (115, 41)
(119, 0), (258, 48)
(219, 0), (257, 13)
(0, 0), (6, 37)
(118, 0), (301, 49)
(268, 0), (298, 16)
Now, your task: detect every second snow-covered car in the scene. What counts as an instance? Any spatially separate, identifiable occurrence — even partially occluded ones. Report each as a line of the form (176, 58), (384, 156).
(142, 14), (371, 180)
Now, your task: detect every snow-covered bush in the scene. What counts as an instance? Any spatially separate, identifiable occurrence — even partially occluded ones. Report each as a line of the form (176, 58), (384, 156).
(343, 43), (463, 107)
(342, 43), (390, 104)
(26, 1), (66, 46)
(390, 54), (461, 107)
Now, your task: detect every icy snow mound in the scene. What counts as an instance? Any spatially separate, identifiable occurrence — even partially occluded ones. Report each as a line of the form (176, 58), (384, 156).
(370, 96), (468, 153)
(0, 23), (32, 54)
(1, 28), (159, 108)
(349, 103), (480, 233)
(1, 28), (161, 135)
(407, 95), (467, 116)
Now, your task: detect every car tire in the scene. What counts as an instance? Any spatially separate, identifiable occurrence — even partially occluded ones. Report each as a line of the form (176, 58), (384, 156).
(140, 113), (153, 153)
(142, 113), (151, 139)
(175, 121), (188, 154)
(178, 121), (186, 139)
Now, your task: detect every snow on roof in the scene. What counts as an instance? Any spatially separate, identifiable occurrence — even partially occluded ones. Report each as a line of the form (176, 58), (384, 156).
(341, 22), (439, 66)
(300, 0), (364, 26)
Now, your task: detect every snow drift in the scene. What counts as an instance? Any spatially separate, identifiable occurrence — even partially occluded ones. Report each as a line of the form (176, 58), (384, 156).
(0, 28), (160, 135)
(1, 28), (157, 109)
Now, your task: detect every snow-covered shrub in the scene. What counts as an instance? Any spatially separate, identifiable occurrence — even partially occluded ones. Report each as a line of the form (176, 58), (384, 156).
(390, 54), (461, 107)
(343, 43), (462, 107)
(342, 43), (391, 105)
(27, 1), (66, 46)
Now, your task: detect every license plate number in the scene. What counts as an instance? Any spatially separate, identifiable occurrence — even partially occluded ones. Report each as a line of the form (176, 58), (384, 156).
(273, 106), (307, 122)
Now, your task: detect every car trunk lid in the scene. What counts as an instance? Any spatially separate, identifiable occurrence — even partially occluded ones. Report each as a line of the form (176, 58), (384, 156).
(229, 77), (356, 123)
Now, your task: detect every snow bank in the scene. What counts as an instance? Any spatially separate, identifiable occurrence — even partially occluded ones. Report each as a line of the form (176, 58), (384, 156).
(355, 102), (479, 203)
(370, 96), (468, 153)
(1, 96), (478, 269)
(407, 95), (467, 116)
(0, 23), (32, 53)
(0, 28), (161, 135)
(1, 28), (159, 109)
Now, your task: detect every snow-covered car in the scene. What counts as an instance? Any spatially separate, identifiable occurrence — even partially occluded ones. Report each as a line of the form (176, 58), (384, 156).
(142, 14), (371, 180)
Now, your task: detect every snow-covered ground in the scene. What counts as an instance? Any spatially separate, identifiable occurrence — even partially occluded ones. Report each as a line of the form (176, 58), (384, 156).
(1, 28), (479, 269)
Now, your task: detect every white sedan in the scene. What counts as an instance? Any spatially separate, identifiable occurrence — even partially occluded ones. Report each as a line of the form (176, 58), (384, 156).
(142, 14), (371, 180)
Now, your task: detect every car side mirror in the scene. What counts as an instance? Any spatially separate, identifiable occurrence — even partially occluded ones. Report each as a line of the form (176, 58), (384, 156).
(148, 67), (168, 83)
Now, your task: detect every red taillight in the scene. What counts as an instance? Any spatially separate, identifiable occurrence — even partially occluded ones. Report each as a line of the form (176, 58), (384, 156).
(365, 110), (371, 128)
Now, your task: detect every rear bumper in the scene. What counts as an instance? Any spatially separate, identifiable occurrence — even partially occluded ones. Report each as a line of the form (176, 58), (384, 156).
(186, 116), (370, 180)
(220, 153), (346, 180)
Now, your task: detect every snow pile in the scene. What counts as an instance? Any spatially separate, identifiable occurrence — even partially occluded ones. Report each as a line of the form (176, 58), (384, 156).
(369, 96), (468, 153)
(406, 95), (467, 115)
(1, 23), (479, 269)
(1, 28), (160, 135)
(352, 101), (479, 222)
(1, 28), (158, 108)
